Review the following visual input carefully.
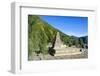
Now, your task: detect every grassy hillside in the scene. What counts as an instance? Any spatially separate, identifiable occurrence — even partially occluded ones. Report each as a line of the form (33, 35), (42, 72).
(28, 15), (57, 56)
(28, 15), (88, 57)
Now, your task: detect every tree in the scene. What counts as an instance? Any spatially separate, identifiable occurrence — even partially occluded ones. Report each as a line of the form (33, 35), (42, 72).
(74, 39), (79, 48)
(79, 38), (84, 48)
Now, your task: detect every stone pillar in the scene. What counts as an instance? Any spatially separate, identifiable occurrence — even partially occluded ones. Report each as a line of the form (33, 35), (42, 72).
(54, 32), (63, 49)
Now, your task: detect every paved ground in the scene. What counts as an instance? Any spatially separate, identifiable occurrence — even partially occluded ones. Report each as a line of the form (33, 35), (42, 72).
(28, 49), (88, 61)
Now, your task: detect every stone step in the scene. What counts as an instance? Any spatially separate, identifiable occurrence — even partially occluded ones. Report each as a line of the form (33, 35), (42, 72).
(55, 52), (82, 56)
(55, 49), (81, 53)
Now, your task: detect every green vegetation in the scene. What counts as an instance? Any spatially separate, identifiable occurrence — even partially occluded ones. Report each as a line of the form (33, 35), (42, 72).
(28, 15), (57, 57)
(28, 15), (88, 58)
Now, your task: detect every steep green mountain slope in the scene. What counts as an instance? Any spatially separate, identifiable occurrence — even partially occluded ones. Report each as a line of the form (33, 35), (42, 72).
(28, 15), (57, 56)
(28, 15), (88, 57)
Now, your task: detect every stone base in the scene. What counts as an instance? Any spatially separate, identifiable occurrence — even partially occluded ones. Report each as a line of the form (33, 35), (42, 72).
(55, 52), (82, 56)
(54, 47), (82, 56)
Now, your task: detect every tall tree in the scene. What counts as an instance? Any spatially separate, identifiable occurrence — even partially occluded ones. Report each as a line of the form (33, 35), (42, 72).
(79, 38), (84, 48)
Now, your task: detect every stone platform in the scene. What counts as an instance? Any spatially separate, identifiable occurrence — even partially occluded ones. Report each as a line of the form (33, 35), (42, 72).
(54, 47), (82, 56)
(53, 32), (82, 57)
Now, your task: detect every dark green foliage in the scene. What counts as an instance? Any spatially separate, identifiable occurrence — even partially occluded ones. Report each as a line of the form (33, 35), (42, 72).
(78, 36), (88, 48)
(79, 36), (88, 44)
(79, 38), (84, 48)
(74, 39), (79, 47)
